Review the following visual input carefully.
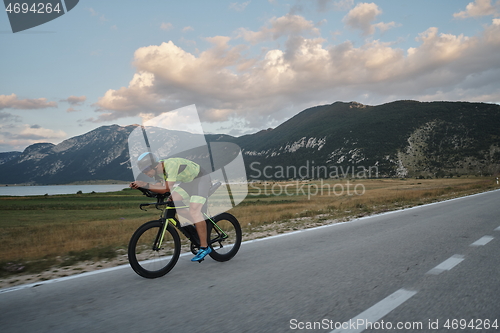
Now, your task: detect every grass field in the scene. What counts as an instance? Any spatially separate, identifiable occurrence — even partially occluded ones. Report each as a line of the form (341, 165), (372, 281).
(0, 176), (498, 278)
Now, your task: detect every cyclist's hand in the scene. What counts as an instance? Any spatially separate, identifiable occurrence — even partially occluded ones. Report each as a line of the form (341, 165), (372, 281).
(130, 181), (147, 189)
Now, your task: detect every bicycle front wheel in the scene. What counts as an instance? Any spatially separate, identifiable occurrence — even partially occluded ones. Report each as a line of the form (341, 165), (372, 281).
(128, 220), (181, 278)
(208, 213), (242, 262)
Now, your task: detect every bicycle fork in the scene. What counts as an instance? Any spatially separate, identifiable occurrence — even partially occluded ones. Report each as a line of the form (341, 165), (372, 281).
(153, 205), (177, 251)
(153, 219), (170, 251)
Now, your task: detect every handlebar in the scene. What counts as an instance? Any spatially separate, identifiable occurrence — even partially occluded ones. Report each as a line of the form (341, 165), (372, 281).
(137, 187), (171, 211)
(137, 187), (157, 198)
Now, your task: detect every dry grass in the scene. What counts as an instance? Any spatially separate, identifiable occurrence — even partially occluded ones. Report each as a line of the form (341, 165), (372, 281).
(230, 177), (497, 234)
(0, 177), (497, 278)
(1, 218), (141, 261)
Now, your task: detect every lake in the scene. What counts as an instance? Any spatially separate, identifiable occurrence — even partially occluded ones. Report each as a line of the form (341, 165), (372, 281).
(0, 184), (130, 196)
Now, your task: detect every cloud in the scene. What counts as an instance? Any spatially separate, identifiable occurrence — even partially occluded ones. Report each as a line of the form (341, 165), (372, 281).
(93, 15), (500, 131)
(93, 71), (158, 121)
(330, 0), (354, 11)
(182, 26), (194, 32)
(0, 94), (57, 110)
(89, 7), (107, 22)
(343, 2), (398, 36)
(89, 8), (107, 22)
(0, 124), (67, 151)
(454, 0), (500, 18)
(237, 14), (320, 44)
(15, 124), (66, 140)
(229, 1), (251, 12)
(160, 22), (173, 31)
(292, 0), (354, 12)
(372, 21), (398, 33)
(0, 111), (21, 122)
(62, 95), (86, 105)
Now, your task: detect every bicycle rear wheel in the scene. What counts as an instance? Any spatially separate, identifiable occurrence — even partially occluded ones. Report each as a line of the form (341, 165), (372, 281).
(208, 213), (242, 262)
(128, 220), (181, 278)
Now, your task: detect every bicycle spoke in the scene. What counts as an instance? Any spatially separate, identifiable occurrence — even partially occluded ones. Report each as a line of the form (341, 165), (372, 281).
(208, 213), (242, 262)
(128, 221), (181, 278)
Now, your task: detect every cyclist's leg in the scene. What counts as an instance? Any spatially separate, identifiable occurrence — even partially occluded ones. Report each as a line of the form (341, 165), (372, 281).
(172, 183), (206, 237)
(190, 202), (207, 247)
(171, 187), (191, 221)
(190, 202), (213, 262)
(190, 175), (210, 244)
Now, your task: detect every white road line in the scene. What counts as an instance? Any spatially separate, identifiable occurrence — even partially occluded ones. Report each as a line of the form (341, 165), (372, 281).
(330, 289), (417, 333)
(470, 235), (494, 246)
(494, 226), (500, 231)
(426, 254), (465, 275)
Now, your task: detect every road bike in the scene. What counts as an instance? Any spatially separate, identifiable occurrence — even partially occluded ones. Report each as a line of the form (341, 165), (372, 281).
(128, 183), (242, 278)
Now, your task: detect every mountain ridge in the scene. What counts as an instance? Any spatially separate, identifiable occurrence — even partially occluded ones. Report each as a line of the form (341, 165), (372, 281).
(235, 100), (500, 179)
(1, 100), (499, 184)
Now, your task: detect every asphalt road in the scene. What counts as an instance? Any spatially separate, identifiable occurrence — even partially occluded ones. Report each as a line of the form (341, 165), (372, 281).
(1, 190), (499, 333)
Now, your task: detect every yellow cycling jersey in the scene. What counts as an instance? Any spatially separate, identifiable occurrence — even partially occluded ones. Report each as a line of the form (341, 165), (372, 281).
(161, 158), (200, 183)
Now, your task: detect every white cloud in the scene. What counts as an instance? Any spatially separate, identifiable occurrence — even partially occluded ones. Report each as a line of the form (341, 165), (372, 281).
(160, 22), (173, 31)
(289, 0), (354, 13)
(237, 14), (319, 44)
(92, 71), (159, 121)
(331, 0), (354, 11)
(16, 124), (67, 141)
(93, 15), (500, 131)
(372, 21), (398, 33)
(182, 26), (194, 32)
(454, 0), (500, 18)
(0, 124), (67, 152)
(343, 2), (398, 36)
(0, 94), (57, 110)
(229, 1), (251, 12)
(62, 95), (86, 105)
(89, 8), (107, 22)
(0, 111), (21, 122)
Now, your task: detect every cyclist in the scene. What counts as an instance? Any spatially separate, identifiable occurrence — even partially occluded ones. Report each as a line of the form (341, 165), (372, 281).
(129, 152), (212, 262)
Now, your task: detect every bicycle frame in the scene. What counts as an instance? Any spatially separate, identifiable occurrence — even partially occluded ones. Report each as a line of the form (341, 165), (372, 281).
(129, 186), (241, 278)
(151, 201), (229, 251)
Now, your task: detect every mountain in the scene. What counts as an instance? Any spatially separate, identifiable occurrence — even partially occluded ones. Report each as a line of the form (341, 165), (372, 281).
(235, 100), (500, 179)
(0, 125), (135, 185)
(0, 124), (234, 185)
(0, 100), (499, 184)
(0, 151), (22, 165)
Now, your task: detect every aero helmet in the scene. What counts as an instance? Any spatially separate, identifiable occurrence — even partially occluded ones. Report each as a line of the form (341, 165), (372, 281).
(137, 152), (159, 173)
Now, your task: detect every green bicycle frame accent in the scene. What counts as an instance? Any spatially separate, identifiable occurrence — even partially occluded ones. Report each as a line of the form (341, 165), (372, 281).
(154, 204), (183, 250)
(203, 212), (229, 240)
(154, 203), (229, 250)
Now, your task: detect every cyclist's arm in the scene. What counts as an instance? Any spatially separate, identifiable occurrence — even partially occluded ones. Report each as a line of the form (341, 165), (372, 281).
(130, 162), (176, 194)
(144, 181), (174, 194)
(129, 180), (173, 194)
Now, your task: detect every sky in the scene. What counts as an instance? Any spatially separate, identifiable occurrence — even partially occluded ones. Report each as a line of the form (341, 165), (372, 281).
(1, 0), (500, 153)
